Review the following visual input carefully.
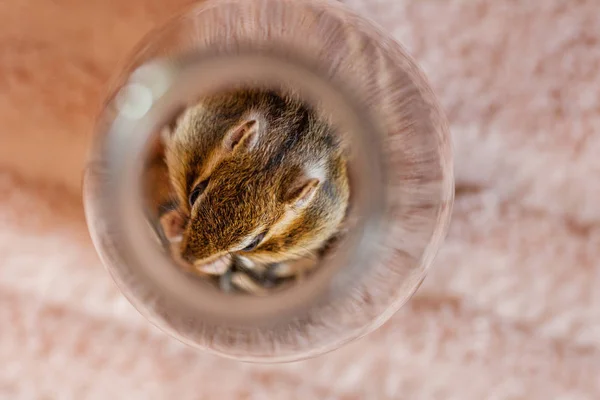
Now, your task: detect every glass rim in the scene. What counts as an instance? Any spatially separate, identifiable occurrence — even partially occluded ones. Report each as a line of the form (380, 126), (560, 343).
(83, 0), (454, 362)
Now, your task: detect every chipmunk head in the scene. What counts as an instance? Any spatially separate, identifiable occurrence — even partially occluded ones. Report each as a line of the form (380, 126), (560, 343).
(162, 89), (349, 269)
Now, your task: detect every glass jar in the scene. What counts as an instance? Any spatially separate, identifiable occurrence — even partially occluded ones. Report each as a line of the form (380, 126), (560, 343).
(83, 0), (453, 362)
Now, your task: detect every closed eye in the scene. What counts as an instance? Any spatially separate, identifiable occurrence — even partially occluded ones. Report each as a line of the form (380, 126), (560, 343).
(189, 179), (209, 207)
(241, 232), (266, 252)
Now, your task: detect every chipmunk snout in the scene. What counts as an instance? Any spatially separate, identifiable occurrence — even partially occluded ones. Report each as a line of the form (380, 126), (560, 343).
(179, 238), (206, 264)
(179, 232), (225, 266)
(178, 238), (233, 275)
(180, 245), (203, 264)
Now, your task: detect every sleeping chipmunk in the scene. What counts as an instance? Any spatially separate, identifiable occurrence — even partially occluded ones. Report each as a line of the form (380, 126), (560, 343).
(145, 88), (350, 294)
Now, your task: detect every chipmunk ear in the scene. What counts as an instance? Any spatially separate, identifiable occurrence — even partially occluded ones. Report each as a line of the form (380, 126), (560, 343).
(285, 177), (320, 209)
(223, 113), (262, 152)
(284, 161), (326, 208)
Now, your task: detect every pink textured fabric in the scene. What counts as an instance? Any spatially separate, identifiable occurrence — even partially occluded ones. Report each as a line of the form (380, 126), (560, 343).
(1, 0), (600, 398)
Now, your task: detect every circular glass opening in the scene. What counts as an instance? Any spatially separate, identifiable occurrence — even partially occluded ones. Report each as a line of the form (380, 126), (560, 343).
(83, 0), (453, 362)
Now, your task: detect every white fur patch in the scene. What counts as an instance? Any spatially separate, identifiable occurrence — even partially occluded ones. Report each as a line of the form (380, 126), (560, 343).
(304, 159), (328, 182)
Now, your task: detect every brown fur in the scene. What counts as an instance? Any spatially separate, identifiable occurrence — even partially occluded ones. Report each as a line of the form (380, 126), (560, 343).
(162, 88), (350, 267)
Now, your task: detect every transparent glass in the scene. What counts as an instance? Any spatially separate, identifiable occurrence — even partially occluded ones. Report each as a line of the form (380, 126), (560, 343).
(83, 0), (453, 362)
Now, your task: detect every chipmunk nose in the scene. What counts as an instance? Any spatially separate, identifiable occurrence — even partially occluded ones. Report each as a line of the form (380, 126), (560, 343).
(180, 248), (195, 264)
(178, 237), (194, 263)
(179, 238), (212, 264)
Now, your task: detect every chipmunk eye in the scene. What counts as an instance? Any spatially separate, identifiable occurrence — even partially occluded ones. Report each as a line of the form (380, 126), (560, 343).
(241, 232), (266, 252)
(189, 179), (209, 207)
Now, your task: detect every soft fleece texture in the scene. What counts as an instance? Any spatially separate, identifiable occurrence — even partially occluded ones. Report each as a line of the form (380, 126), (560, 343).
(1, 0), (600, 399)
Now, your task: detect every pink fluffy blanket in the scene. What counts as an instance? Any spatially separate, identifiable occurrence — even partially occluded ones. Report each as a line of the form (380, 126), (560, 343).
(1, 0), (599, 398)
